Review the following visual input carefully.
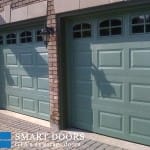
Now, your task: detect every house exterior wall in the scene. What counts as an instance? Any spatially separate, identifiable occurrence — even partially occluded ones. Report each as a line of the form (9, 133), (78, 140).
(0, 0), (45, 11)
(0, 0), (47, 24)
(54, 0), (124, 14)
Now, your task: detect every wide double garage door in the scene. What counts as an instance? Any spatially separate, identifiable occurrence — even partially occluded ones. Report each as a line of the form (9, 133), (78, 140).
(66, 12), (150, 145)
(0, 25), (50, 120)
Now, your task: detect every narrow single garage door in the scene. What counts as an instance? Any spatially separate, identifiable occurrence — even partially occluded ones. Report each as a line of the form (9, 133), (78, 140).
(0, 26), (50, 120)
(66, 12), (150, 145)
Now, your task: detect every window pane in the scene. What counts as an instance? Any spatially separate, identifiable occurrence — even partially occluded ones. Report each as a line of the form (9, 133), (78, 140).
(100, 29), (109, 36)
(73, 32), (81, 38)
(37, 30), (41, 35)
(7, 39), (16, 44)
(27, 37), (32, 42)
(145, 15), (150, 23)
(82, 31), (91, 37)
(21, 38), (26, 43)
(82, 23), (91, 30)
(7, 40), (11, 44)
(132, 16), (144, 24)
(111, 27), (121, 35)
(20, 31), (32, 43)
(73, 24), (81, 31)
(7, 34), (11, 38)
(12, 39), (16, 44)
(20, 31), (32, 37)
(6, 34), (16, 44)
(111, 19), (121, 26)
(21, 32), (26, 37)
(0, 36), (3, 45)
(100, 20), (109, 28)
(8, 34), (16, 38)
(37, 36), (43, 42)
(146, 24), (150, 32)
(0, 36), (3, 40)
(12, 34), (16, 38)
(26, 31), (32, 36)
(132, 25), (144, 33)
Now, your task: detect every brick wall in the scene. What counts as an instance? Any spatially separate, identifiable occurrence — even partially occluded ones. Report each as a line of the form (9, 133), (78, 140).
(0, 0), (46, 12)
(47, 0), (60, 129)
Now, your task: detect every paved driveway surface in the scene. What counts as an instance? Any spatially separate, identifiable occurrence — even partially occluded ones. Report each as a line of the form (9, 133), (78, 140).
(0, 112), (126, 150)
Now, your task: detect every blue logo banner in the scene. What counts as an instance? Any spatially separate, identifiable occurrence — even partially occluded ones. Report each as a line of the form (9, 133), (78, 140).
(0, 132), (11, 149)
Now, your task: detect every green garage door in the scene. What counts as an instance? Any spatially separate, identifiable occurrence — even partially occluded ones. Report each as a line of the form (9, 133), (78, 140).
(0, 26), (50, 120)
(66, 12), (150, 145)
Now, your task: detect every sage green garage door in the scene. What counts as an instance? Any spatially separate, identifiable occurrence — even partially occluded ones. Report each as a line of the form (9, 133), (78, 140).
(66, 13), (150, 145)
(0, 27), (50, 120)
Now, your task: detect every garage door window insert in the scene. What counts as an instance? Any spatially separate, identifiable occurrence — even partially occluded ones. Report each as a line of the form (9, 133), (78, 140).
(36, 30), (43, 42)
(6, 33), (16, 44)
(20, 31), (32, 43)
(73, 23), (91, 38)
(99, 19), (122, 36)
(132, 15), (150, 33)
(0, 36), (3, 45)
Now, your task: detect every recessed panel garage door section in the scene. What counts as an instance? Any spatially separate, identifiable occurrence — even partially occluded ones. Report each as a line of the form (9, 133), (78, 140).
(0, 27), (50, 120)
(66, 16), (150, 145)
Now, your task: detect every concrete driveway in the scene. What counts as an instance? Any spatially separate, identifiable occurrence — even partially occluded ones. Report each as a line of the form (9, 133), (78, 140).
(0, 110), (148, 150)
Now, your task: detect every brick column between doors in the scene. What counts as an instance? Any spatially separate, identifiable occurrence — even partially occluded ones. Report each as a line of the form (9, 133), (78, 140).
(47, 0), (60, 129)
